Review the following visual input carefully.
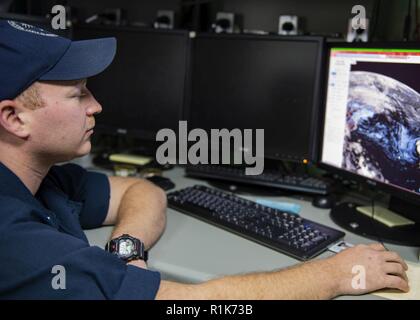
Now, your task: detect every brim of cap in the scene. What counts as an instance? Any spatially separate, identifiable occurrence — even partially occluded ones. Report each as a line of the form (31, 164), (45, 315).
(39, 37), (116, 81)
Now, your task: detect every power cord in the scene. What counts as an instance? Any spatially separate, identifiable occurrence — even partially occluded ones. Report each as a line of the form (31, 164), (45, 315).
(403, 0), (413, 41)
(370, 0), (382, 40)
(414, 0), (420, 40)
(370, 191), (389, 251)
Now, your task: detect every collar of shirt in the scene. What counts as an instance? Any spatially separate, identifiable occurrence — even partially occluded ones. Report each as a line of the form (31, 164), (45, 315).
(0, 162), (87, 241)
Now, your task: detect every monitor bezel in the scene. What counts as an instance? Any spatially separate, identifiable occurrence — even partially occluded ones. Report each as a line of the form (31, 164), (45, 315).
(185, 32), (325, 163)
(318, 41), (420, 205)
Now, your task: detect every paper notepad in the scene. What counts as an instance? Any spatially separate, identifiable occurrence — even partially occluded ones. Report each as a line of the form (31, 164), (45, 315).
(109, 154), (152, 166)
(373, 261), (420, 300)
(357, 206), (415, 227)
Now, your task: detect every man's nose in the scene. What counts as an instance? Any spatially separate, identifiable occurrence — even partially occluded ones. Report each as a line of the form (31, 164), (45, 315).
(86, 98), (102, 116)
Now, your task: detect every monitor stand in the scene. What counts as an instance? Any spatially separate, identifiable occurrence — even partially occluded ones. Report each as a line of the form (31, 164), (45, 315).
(330, 197), (420, 246)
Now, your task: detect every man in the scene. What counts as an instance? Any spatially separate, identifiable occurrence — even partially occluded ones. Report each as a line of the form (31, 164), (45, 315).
(0, 20), (409, 300)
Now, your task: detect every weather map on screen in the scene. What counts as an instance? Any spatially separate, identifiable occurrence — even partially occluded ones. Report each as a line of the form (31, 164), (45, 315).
(322, 48), (420, 195)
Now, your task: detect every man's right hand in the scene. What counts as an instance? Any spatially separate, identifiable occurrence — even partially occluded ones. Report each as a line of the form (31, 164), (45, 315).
(327, 243), (409, 296)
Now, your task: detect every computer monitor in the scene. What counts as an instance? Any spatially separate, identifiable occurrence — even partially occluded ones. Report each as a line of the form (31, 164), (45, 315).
(187, 33), (324, 163)
(320, 43), (420, 245)
(72, 25), (189, 148)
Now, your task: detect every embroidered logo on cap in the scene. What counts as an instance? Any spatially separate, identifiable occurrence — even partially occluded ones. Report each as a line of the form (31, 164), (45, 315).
(7, 20), (58, 37)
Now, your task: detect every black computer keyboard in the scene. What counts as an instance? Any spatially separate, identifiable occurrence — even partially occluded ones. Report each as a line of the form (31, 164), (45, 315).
(185, 165), (331, 195)
(167, 185), (345, 260)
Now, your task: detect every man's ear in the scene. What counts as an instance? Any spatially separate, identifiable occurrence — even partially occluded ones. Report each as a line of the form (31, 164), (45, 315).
(0, 99), (30, 139)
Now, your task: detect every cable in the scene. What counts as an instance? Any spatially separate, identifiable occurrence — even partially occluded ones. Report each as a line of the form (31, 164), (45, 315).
(370, 192), (389, 251)
(403, 0), (413, 41)
(370, 0), (381, 40)
(278, 160), (291, 175)
(26, 0), (31, 15)
(414, 0), (420, 40)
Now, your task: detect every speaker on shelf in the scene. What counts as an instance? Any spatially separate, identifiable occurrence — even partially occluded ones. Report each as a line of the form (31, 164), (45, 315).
(154, 10), (175, 29)
(212, 12), (235, 34)
(346, 18), (369, 42)
(278, 15), (298, 35)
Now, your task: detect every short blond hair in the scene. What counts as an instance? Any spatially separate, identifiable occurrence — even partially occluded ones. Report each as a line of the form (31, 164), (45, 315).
(16, 82), (44, 110)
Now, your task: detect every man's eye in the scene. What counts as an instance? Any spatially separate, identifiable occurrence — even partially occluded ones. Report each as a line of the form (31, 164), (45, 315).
(72, 93), (87, 99)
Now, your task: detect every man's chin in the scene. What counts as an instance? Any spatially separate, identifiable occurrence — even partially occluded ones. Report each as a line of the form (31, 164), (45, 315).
(76, 141), (92, 158)
(63, 142), (92, 163)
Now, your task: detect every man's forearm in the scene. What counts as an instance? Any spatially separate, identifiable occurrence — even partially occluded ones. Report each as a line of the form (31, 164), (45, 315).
(157, 258), (339, 300)
(203, 258), (339, 299)
(111, 180), (167, 249)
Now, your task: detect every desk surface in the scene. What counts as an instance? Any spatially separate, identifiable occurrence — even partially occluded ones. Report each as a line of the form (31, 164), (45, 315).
(81, 161), (419, 300)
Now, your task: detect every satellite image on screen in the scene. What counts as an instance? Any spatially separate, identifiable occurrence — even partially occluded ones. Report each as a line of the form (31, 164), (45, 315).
(343, 66), (420, 194)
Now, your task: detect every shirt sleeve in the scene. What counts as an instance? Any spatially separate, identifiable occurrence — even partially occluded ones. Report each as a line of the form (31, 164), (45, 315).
(47, 163), (110, 229)
(0, 212), (161, 300)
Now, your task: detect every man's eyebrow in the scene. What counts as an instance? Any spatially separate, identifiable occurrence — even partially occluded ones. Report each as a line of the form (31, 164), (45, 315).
(66, 79), (87, 87)
(67, 80), (88, 92)
(76, 79), (87, 87)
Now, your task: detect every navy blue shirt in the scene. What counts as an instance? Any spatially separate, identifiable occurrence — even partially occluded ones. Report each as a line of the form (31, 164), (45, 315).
(0, 162), (161, 299)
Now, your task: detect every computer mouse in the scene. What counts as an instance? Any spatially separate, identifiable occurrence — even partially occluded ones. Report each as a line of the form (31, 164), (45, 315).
(312, 195), (334, 209)
(146, 175), (175, 191)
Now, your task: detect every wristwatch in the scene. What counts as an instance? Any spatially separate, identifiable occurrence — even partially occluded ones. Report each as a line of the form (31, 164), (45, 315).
(105, 234), (148, 262)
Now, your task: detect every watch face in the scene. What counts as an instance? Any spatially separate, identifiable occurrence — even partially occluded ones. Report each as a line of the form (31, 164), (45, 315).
(119, 239), (134, 258)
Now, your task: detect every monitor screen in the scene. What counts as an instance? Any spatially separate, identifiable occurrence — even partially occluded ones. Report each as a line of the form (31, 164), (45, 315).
(188, 34), (323, 162)
(73, 25), (189, 141)
(321, 47), (420, 197)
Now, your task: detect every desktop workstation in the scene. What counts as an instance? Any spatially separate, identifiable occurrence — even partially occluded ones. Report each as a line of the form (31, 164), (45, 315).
(0, 1), (418, 301)
(73, 25), (420, 299)
(82, 165), (419, 300)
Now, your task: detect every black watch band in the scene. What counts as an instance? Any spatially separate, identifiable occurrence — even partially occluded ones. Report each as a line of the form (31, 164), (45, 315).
(105, 234), (148, 262)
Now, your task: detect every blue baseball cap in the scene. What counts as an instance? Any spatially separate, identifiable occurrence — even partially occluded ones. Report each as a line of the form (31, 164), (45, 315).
(0, 20), (117, 100)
